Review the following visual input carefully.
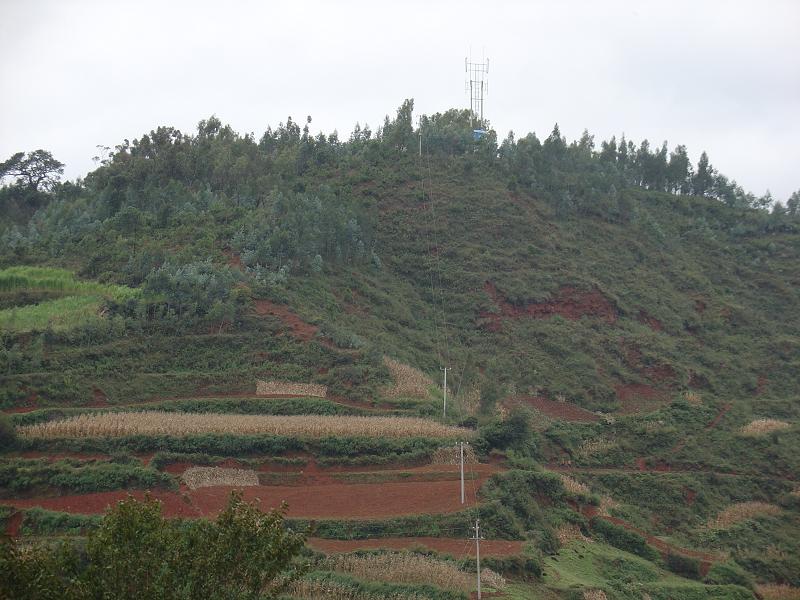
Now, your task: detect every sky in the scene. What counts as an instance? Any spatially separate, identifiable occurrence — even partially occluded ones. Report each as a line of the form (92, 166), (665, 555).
(1, 0), (798, 200)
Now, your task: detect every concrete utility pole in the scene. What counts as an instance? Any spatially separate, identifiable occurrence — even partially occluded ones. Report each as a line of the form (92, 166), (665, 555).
(460, 441), (465, 504)
(473, 518), (483, 599)
(441, 367), (449, 419)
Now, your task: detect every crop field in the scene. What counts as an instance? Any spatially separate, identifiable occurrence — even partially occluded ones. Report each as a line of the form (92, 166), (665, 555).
(18, 412), (471, 439)
(0, 266), (137, 332)
(382, 358), (434, 399)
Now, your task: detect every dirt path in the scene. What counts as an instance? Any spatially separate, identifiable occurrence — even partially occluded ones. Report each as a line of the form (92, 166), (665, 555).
(670, 401), (732, 455)
(581, 506), (718, 576)
(308, 537), (523, 558)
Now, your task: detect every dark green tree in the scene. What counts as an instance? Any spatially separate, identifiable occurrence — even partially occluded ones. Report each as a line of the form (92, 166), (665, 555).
(692, 151), (714, 197)
(0, 150), (64, 191)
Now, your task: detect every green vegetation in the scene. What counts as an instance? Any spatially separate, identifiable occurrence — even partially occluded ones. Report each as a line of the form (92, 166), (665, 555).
(1, 492), (306, 599)
(1, 101), (798, 596)
(0, 457), (176, 496)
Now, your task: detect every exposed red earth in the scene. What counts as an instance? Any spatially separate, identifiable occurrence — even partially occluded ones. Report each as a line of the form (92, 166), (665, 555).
(253, 299), (318, 341)
(614, 383), (668, 414)
(480, 281), (617, 331)
(513, 396), (600, 423)
(4, 511), (23, 538)
(5, 469), (498, 519)
(308, 537), (524, 558)
(637, 310), (664, 332)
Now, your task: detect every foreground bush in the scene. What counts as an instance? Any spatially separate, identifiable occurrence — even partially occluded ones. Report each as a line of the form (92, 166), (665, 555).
(0, 492), (307, 600)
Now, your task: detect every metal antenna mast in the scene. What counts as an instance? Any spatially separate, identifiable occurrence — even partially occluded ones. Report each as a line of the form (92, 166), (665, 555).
(465, 55), (489, 126)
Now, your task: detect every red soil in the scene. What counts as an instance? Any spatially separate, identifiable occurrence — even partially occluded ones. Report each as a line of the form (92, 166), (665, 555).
(308, 537), (524, 558)
(684, 488), (697, 507)
(4, 511), (23, 538)
(253, 299), (318, 342)
(514, 396), (600, 423)
(6, 477), (493, 520)
(2, 391), (38, 413)
(755, 375), (768, 396)
(2, 406), (39, 414)
(694, 299), (707, 314)
(705, 402), (732, 431)
(481, 281), (617, 330)
(614, 383), (667, 414)
(223, 249), (244, 271)
(637, 310), (664, 332)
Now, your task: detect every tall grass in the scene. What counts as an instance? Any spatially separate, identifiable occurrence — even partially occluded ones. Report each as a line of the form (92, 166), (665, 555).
(0, 295), (104, 332)
(18, 412), (473, 440)
(0, 266), (137, 332)
(0, 266), (134, 298)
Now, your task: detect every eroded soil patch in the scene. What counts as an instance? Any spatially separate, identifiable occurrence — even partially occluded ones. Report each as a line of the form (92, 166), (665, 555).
(512, 396), (600, 423)
(481, 281), (617, 329)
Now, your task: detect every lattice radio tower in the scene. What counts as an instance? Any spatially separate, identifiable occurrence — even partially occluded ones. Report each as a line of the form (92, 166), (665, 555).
(465, 55), (489, 126)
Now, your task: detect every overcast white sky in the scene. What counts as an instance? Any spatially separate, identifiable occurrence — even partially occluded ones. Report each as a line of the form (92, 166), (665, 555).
(1, 0), (798, 200)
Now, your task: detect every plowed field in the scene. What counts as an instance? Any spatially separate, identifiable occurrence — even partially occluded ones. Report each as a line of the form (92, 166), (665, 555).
(7, 477), (492, 519)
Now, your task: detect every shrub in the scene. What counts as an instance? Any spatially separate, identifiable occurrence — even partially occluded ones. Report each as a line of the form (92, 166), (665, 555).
(0, 414), (16, 449)
(665, 552), (701, 579)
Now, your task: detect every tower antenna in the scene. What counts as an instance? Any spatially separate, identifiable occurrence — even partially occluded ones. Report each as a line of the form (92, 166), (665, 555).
(465, 54), (489, 127)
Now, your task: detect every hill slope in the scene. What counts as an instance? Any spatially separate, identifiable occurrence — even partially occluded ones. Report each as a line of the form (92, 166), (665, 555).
(1, 103), (798, 598)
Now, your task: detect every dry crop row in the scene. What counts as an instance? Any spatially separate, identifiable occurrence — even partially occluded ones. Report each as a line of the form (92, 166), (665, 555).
(739, 419), (791, 436)
(256, 381), (327, 398)
(755, 584), (800, 600)
(430, 444), (478, 465)
(182, 467), (259, 489)
(382, 358), (434, 399)
(326, 553), (474, 592)
(708, 502), (782, 529)
(18, 412), (471, 440)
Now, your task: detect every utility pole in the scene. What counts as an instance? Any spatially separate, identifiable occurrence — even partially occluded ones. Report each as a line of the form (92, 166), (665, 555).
(460, 441), (465, 504)
(441, 367), (449, 419)
(419, 132), (422, 157)
(473, 518), (483, 599)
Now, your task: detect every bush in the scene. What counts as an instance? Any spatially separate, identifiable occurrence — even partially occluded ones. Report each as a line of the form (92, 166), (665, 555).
(0, 414), (16, 449)
(665, 552), (701, 579)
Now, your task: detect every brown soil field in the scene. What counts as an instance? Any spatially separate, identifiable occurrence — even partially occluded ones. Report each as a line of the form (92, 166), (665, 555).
(308, 537), (524, 558)
(6, 476), (492, 519)
(513, 396), (600, 423)
(614, 383), (668, 414)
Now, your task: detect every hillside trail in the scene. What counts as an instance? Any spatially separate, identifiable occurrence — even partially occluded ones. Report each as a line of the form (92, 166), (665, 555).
(579, 505), (718, 576)
(668, 402), (732, 455)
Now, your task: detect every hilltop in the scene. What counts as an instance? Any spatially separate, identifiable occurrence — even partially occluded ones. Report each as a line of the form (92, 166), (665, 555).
(1, 101), (798, 599)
